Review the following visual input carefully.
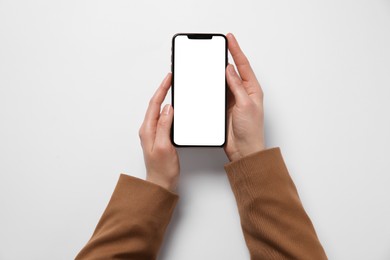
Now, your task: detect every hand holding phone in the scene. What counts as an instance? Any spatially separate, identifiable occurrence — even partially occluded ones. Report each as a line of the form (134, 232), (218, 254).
(139, 74), (180, 192)
(138, 33), (264, 193)
(224, 33), (265, 161)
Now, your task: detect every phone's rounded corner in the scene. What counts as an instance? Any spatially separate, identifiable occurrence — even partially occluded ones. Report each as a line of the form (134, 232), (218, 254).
(170, 136), (181, 148)
(217, 33), (228, 41)
(210, 33), (228, 44)
(218, 138), (227, 148)
(171, 142), (181, 148)
(172, 33), (185, 42)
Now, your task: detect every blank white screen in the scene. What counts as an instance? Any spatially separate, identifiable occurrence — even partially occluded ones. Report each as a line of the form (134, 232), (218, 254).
(173, 35), (226, 146)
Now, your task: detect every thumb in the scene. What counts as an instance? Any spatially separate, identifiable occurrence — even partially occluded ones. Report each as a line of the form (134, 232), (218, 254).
(226, 64), (250, 106)
(154, 104), (173, 148)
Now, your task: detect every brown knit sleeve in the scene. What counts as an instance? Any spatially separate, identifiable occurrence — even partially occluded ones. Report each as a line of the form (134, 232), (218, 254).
(75, 174), (178, 260)
(225, 148), (327, 259)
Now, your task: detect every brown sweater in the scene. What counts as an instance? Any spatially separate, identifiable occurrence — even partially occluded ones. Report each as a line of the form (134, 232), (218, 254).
(76, 148), (327, 259)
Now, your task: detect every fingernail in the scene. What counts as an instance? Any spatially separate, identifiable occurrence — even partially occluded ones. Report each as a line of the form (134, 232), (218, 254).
(163, 104), (171, 115)
(228, 64), (237, 77)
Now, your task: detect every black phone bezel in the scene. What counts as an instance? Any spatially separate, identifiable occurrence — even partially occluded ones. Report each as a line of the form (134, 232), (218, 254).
(170, 33), (228, 148)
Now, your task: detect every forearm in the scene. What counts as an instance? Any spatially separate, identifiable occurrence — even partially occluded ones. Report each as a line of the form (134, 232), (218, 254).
(225, 148), (327, 259)
(76, 174), (178, 260)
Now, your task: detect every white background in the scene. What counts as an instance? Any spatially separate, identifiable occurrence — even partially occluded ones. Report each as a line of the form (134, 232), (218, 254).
(174, 35), (226, 146)
(1, 1), (389, 259)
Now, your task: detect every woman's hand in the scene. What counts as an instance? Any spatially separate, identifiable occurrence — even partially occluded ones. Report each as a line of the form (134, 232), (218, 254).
(139, 73), (179, 192)
(224, 33), (265, 162)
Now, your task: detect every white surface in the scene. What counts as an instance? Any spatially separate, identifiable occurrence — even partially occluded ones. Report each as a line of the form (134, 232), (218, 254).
(0, 1), (390, 259)
(173, 34), (226, 146)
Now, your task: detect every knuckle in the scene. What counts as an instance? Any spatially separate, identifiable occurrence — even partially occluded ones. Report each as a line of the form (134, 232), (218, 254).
(241, 99), (253, 109)
(138, 128), (144, 139)
(148, 98), (157, 107)
(158, 118), (169, 128)
(153, 143), (168, 154)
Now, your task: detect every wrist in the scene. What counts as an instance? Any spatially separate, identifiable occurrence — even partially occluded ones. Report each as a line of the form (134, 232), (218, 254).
(229, 144), (266, 162)
(146, 174), (178, 192)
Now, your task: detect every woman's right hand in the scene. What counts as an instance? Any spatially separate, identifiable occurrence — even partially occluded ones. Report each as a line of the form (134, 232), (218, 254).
(224, 33), (266, 162)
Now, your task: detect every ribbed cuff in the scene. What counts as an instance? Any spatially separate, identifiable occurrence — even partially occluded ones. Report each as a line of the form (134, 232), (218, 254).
(224, 147), (290, 194)
(112, 174), (179, 219)
(224, 147), (282, 173)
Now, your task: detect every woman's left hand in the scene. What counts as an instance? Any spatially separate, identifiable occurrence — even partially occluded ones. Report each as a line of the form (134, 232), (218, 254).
(138, 73), (180, 192)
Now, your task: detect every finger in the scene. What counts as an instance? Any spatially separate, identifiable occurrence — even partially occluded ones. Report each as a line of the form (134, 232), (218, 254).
(226, 33), (257, 82)
(154, 104), (174, 150)
(226, 64), (250, 106)
(144, 73), (172, 125)
(140, 73), (171, 148)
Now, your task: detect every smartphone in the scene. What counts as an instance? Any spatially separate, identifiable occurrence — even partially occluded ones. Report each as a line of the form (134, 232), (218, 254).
(171, 33), (227, 147)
